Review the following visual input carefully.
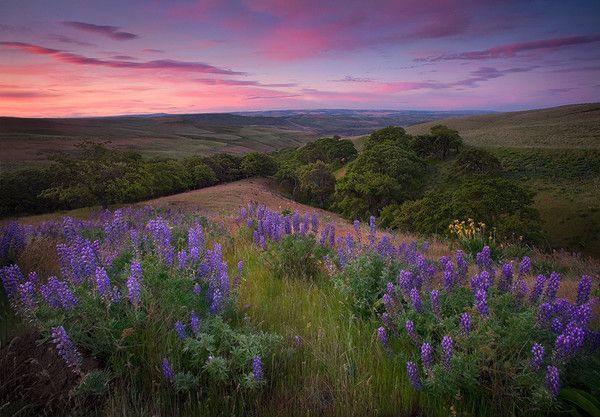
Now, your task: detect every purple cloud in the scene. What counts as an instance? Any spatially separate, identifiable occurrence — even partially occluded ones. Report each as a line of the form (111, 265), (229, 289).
(0, 42), (244, 75)
(46, 34), (96, 47)
(418, 34), (600, 62)
(62, 21), (139, 40)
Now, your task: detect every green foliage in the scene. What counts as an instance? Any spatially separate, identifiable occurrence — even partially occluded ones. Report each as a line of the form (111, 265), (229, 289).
(240, 152), (279, 177)
(298, 161), (336, 207)
(334, 253), (404, 318)
(362, 126), (412, 150)
(453, 147), (502, 176)
(268, 235), (331, 281)
(75, 370), (113, 397)
(412, 125), (463, 160)
(382, 177), (544, 243)
(183, 156), (219, 188)
(295, 137), (357, 166)
(202, 153), (244, 183)
(333, 139), (426, 219)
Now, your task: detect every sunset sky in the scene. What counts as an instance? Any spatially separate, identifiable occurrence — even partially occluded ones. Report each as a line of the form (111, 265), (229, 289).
(1, 0), (599, 117)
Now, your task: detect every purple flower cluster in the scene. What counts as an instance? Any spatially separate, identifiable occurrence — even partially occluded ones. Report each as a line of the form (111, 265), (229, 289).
(543, 272), (561, 303)
(530, 275), (546, 303)
(576, 275), (592, 306)
(252, 356), (264, 381)
(531, 343), (544, 370)
(406, 361), (422, 390)
(162, 358), (175, 381)
(441, 335), (453, 369)
(460, 312), (471, 335)
(146, 217), (174, 266)
(421, 342), (434, 370)
(409, 288), (422, 313)
(430, 290), (441, 319)
(0, 264), (24, 300)
(175, 320), (187, 340)
(127, 272), (141, 307)
(546, 366), (560, 398)
(498, 262), (513, 293)
(51, 326), (82, 371)
(40, 277), (78, 310)
(95, 267), (111, 299)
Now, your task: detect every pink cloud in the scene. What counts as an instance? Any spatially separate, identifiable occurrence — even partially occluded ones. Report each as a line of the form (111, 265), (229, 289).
(0, 42), (244, 75)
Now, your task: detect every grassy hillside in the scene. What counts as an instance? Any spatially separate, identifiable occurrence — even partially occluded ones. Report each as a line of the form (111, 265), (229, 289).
(404, 104), (600, 257)
(406, 103), (600, 149)
(0, 110), (481, 171)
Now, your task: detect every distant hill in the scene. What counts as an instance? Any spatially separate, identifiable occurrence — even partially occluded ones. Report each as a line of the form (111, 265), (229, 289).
(0, 109), (482, 170)
(406, 103), (600, 149)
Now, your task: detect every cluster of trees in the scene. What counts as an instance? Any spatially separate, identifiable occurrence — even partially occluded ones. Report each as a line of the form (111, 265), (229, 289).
(0, 142), (278, 216)
(274, 136), (357, 207)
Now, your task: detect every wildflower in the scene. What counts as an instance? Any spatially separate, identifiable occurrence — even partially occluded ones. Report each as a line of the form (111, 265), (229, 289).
(311, 212), (319, 233)
(18, 281), (36, 313)
(544, 272), (560, 303)
(410, 288), (422, 313)
(293, 335), (303, 347)
(499, 263), (513, 293)
(368, 215), (376, 246)
(131, 261), (143, 283)
(40, 277), (78, 310)
(531, 343), (544, 370)
(127, 274), (141, 307)
(252, 356), (264, 381)
(406, 361), (422, 390)
(193, 283), (202, 296)
(178, 250), (188, 270)
(51, 326), (82, 372)
(475, 288), (489, 317)
(421, 342), (434, 370)
(95, 267), (111, 299)
(0, 264), (23, 300)
(430, 290), (441, 319)
(530, 275), (546, 303)
(175, 320), (187, 340)
(353, 219), (360, 241)
(576, 275), (592, 306)
(162, 358), (175, 382)
(460, 312), (471, 335)
(546, 366), (560, 398)
(537, 303), (553, 325)
(190, 311), (200, 335)
(519, 256), (531, 277)
(377, 326), (390, 350)
(406, 320), (419, 344)
(442, 336), (453, 369)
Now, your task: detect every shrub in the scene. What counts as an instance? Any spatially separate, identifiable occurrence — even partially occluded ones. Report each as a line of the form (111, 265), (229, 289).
(298, 161), (336, 207)
(241, 153), (279, 178)
(453, 147), (502, 176)
(269, 235), (330, 281)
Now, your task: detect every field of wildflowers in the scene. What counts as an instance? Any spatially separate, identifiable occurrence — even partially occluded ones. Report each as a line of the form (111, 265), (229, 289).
(0, 204), (598, 416)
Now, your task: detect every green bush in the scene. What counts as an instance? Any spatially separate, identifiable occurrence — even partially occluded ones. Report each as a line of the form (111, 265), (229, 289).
(241, 153), (279, 178)
(268, 235), (331, 281)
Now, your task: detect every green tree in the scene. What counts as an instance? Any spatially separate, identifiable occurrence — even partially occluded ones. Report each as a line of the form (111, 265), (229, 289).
(202, 153), (243, 183)
(240, 152), (278, 177)
(453, 147), (502, 176)
(41, 142), (143, 208)
(299, 161), (336, 207)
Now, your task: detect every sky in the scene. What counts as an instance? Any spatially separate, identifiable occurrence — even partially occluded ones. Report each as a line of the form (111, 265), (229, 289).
(1, 0), (599, 117)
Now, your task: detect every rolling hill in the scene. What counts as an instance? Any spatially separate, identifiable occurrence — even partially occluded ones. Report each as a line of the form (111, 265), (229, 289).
(406, 103), (600, 148)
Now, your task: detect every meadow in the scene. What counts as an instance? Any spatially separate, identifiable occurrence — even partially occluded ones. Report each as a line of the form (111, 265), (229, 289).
(1, 181), (598, 417)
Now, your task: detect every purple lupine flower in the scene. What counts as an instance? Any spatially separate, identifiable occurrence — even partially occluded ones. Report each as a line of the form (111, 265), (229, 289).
(397, 270), (413, 295)
(406, 361), (422, 390)
(476, 246), (492, 271)
(18, 281), (36, 312)
(162, 358), (175, 382)
(353, 219), (360, 241)
(513, 279), (528, 302)
(475, 288), (489, 317)
(252, 356), (264, 381)
(127, 274), (141, 307)
(531, 343), (544, 370)
(460, 312), (471, 335)
(443, 262), (454, 292)
(381, 312), (397, 336)
(576, 275), (592, 306)
(573, 303), (593, 327)
(368, 215), (376, 246)
(499, 263), (513, 293)
(377, 326), (389, 351)
(519, 256), (531, 277)
(530, 275), (546, 303)
(555, 322), (585, 358)
(177, 250), (188, 270)
(546, 366), (560, 398)
(51, 326), (82, 371)
(544, 272), (560, 303)
(95, 267), (111, 299)
(537, 303), (553, 325)
(406, 320), (419, 344)
(40, 277), (78, 310)
(210, 288), (224, 314)
(430, 290), (441, 319)
(190, 311), (200, 335)
(410, 288), (422, 313)
(294, 335), (303, 347)
(441, 335), (453, 369)
(174, 320), (187, 340)
(551, 318), (564, 334)
(421, 342), (434, 370)
(131, 261), (143, 283)
(0, 264), (23, 300)
(259, 235), (266, 250)
(193, 283), (202, 296)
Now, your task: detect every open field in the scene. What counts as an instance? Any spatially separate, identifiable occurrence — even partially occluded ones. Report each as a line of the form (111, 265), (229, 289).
(0, 110), (480, 171)
(406, 103), (600, 149)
